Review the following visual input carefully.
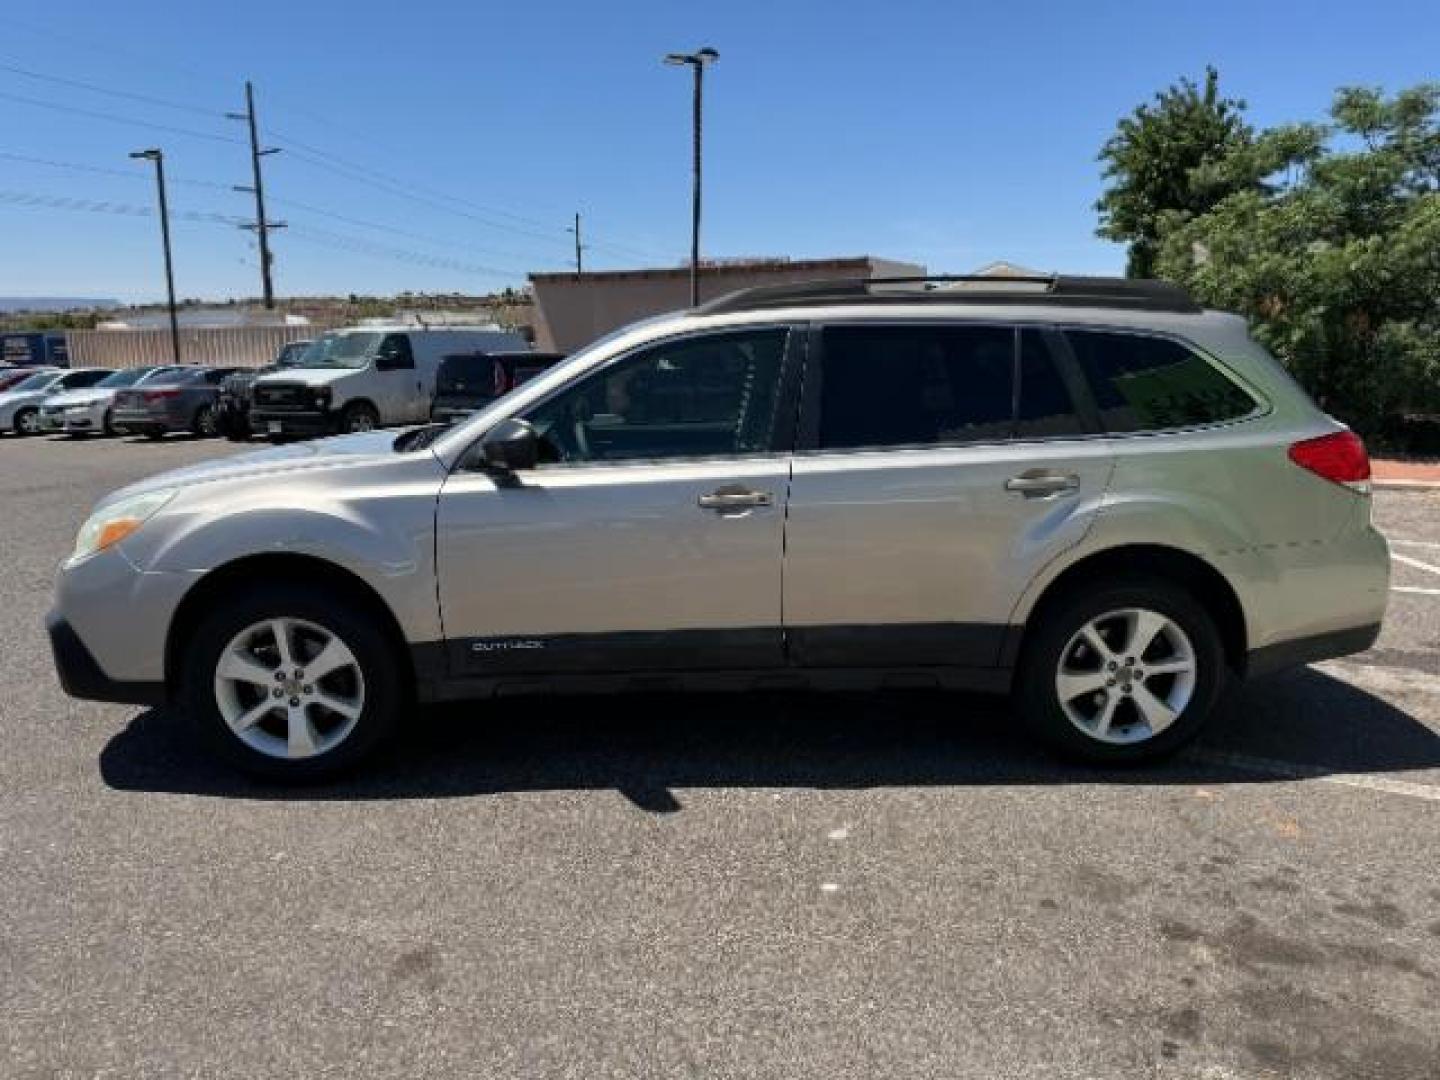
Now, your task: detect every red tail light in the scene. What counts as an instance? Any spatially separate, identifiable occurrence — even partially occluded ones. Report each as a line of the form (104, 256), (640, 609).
(1288, 430), (1370, 487)
(143, 389), (180, 401)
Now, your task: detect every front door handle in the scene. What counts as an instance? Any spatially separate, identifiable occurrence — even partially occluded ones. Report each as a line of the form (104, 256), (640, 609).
(698, 486), (774, 512)
(1004, 471), (1081, 498)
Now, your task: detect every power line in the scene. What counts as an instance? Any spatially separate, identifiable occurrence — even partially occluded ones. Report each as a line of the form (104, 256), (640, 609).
(0, 186), (526, 280)
(0, 150), (232, 190)
(0, 59), (226, 118)
(0, 148), (557, 265)
(0, 187), (248, 225)
(0, 88), (242, 145)
(283, 224), (523, 279)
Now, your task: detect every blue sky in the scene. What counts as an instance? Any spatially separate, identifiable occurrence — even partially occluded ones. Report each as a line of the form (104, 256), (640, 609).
(1, 0), (1436, 303)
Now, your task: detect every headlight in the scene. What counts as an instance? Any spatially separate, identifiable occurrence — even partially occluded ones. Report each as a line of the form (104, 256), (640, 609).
(71, 488), (177, 564)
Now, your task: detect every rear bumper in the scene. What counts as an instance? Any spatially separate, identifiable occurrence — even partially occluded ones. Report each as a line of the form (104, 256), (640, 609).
(112, 409), (185, 433)
(46, 609), (165, 706)
(1246, 622), (1382, 678)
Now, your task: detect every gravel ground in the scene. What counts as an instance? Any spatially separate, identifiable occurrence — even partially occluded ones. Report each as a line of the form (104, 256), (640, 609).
(2, 432), (1438, 1080)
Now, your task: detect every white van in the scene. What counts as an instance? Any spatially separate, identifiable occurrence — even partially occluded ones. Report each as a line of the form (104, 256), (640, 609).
(250, 325), (528, 437)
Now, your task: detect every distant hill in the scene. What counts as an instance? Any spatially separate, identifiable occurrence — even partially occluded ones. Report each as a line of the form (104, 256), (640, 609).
(0, 297), (120, 313)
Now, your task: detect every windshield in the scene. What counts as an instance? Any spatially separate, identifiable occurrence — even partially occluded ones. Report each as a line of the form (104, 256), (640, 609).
(95, 367), (157, 389)
(8, 371), (60, 393)
(295, 332), (382, 369)
(276, 341), (312, 367)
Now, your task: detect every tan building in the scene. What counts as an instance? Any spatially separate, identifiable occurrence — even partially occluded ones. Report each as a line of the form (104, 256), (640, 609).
(529, 256), (924, 352)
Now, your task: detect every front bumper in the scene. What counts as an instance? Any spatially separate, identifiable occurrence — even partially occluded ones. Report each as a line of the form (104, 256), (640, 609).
(251, 409), (335, 436)
(47, 609), (165, 706)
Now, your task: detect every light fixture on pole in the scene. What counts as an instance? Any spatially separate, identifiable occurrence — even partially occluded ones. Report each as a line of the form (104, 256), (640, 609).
(663, 46), (719, 306)
(129, 148), (181, 367)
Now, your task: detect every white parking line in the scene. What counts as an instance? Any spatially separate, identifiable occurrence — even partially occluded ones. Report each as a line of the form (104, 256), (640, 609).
(1387, 537), (1440, 551)
(1392, 552), (1440, 577)
(1188, 749), (1440, 803)
(1393, 586), (1440, 596)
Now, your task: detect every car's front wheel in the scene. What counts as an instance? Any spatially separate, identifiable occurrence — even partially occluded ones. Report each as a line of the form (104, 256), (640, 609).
(339, 402), (380, 434)
(1016, 580), (1225, 764)
(181, 585), (401, 781)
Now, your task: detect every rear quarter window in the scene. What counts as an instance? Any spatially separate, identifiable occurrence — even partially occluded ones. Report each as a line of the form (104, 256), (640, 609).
(1064, 330), (1257, 433)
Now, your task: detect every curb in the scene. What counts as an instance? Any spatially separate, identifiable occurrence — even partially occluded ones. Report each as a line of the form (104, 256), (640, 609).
(1373, 478), (1440, 492)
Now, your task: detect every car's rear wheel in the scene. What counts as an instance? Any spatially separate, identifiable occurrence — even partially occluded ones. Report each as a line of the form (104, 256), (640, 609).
(340, 402), (379, 433)
(192, 404), (218, 437)
(181, 584), (401, 781)
(1016, 580), (1225, 764)
(13, 407), (39, 435)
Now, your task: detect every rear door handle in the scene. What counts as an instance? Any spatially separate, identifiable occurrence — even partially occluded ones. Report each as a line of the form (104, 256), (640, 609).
(698, 486), (774, 511)
(1004, 471), (1081, 498)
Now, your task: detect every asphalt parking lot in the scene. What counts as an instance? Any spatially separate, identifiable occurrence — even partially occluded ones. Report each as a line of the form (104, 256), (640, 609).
(2, 433), (1438, 1080)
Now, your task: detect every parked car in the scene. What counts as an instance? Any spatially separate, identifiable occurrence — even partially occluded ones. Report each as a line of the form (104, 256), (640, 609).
(111, 366), (243, 439)
(0, 365), (57, 394)
(431, 351), (566, 424)
(250, 326), (528, 439)
(39, 365), (186, 436)
(215, 340), (313, 441)
(0, 368), (113, 435)
(48, 275), (1389, 781)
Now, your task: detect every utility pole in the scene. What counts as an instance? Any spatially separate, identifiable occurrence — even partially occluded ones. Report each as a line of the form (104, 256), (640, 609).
(129, 149), (181, 366)
(664, 47), (718, 306)
(228, 81), (284, 308)
(566, 212), (584, 274)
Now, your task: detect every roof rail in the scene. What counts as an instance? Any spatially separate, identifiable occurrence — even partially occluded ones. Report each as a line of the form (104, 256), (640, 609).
(694, 274), (1201, 316)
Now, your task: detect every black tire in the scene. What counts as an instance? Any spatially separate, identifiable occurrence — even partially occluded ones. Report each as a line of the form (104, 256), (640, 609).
(1015, 578), (1226, 765)
(191, 404), (217, 437)
(179, 583), (402, 782)
(13, 407), (39, 436)
(339, 401), (380, 434)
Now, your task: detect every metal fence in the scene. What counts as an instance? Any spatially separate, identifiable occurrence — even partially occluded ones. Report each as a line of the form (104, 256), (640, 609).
(65, 326), (322, 370)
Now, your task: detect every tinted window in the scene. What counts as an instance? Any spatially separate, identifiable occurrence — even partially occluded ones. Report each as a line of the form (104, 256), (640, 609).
(1016, 330), (1085, 438)
(437, 354), (495, 393)
(817, 325), (1014, 450)
(95, 368), (152, 389)
(524, 330), (787, 464)
(61, 370), (111, 389)
(1065, 330), (1256, 433)
(378, 334), (414, 370)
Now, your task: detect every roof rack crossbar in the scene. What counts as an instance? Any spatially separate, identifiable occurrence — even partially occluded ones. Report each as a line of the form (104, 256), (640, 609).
(694, 274), (1200, 316)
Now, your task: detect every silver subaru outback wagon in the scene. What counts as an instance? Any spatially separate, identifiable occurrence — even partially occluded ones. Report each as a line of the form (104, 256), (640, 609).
(48, 276), (1390, 780)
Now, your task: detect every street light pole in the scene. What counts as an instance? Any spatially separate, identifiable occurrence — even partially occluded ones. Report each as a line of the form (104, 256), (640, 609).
(664, 47), (719, 306)
(130, 149), (181, 366)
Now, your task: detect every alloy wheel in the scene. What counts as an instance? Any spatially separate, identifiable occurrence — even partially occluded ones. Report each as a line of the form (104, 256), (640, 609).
(212, 617), (366, 760)
(1054, 607), (1197, 745)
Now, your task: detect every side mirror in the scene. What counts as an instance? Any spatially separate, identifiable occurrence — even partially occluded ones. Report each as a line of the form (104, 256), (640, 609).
(479, 417), (540, 472)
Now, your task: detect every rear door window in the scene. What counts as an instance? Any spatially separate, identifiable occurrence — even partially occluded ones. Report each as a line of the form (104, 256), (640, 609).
(1016, 330), (1086, 438)
(816, 325), (1015, 450)
(1064, 330), (1256, 433)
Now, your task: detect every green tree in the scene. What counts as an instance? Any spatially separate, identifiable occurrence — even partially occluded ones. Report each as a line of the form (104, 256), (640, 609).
(1096, 67), (1257, 277)
(1153, 84), (1440, 435)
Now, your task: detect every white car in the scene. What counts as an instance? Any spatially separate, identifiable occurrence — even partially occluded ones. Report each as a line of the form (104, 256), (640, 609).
(39, 366), (185, 436)
(0, 368), (113, 435)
